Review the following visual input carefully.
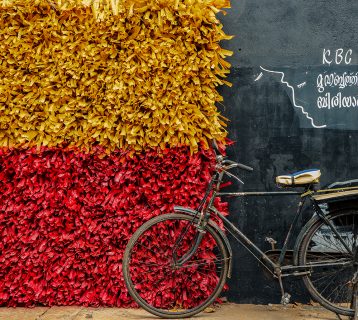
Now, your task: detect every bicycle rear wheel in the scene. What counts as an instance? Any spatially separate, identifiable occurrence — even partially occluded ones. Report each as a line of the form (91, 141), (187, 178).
(298, 209), (357, 317)
(123, 213), (229, 319)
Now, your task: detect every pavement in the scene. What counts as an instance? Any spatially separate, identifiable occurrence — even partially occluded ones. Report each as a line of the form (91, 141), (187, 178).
(0, 303), (348, 320)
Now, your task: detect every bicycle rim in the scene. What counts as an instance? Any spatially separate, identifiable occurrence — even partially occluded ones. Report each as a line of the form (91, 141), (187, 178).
(299, 210), (357, 316)
(123, 213), (229, 319)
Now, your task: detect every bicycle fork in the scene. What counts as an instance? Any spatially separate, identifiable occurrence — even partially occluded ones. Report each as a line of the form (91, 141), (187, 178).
(173, 230), (206, 267)
(172, 216), (207, 267)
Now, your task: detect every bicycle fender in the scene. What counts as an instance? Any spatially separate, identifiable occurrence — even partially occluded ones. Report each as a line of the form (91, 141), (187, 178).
(174, 206), (233, 278)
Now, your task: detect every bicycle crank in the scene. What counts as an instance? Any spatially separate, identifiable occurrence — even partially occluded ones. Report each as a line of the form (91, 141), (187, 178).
(276, 268), (291, 305)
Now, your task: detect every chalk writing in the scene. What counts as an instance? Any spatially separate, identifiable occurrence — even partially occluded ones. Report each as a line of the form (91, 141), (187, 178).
(317, 93), (358, 109)
(322, 48), (353, 66)
(317, 49), (357, 110)
(317, 72), (358, 93)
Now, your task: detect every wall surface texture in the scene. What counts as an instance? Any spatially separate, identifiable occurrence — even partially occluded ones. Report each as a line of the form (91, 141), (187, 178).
(218, 0), (358, 303)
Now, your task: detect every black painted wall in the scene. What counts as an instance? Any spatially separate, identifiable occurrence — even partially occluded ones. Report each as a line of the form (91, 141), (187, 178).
(217, 1), (358, 303)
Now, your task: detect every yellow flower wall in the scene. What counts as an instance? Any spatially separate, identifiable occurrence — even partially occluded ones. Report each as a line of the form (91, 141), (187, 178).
(0, 0), (232, 153)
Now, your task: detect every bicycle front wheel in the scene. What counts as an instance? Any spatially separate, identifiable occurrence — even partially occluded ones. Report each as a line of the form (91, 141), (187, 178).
(123, 213), (229, 319)
(298, 209), (357, 317)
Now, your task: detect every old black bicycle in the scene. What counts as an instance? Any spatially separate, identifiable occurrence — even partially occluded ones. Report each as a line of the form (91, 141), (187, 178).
(123, 144), (358, 319)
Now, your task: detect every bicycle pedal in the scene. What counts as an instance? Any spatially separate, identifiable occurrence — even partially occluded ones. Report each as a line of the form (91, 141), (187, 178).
(280, 293), (291, 305)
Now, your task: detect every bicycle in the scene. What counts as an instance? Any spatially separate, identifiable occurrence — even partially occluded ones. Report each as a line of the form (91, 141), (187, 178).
(123, 142), (358, 319)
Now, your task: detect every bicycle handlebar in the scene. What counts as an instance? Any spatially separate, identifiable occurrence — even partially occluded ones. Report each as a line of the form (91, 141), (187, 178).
(211, 139), (254, 172)
(237, 163), (254, 172)
(221, 159), (254, 172)
(214, 159), (253, 186)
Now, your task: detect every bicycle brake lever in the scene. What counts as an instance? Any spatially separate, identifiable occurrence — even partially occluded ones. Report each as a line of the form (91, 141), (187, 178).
(224, 170), (244, 185)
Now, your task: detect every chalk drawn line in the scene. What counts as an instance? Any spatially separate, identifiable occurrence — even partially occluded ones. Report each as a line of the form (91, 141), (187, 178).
(254, 72), (263, 81)
(259, 66), (327, 129)
(297, 81), (306, 88)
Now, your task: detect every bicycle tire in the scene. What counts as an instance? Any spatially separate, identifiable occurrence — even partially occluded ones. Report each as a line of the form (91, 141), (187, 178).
(298, 209), (357, 317)
(123, 213), (229, 319)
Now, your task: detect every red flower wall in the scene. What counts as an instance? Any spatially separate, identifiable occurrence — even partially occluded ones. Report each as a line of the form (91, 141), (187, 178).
(0, 147), (228, 306)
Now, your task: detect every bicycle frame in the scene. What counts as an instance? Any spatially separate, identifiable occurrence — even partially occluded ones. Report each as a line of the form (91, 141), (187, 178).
(217, 189), (304, 273)
(173, 163), (354, 281)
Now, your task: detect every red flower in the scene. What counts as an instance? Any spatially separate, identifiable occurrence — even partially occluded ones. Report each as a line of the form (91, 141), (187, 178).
(0, 147), (228, 307)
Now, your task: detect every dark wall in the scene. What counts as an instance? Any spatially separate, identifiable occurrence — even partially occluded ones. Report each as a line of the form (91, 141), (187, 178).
(217, 1), (358, 303)
(221, 0), (358, 67)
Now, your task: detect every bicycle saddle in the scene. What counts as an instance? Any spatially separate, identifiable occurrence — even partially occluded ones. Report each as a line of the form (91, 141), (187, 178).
(276, 169), (321, 187)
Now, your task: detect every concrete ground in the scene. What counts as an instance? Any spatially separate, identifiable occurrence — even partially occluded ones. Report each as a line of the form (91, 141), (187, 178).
(0, 303), (349, 320)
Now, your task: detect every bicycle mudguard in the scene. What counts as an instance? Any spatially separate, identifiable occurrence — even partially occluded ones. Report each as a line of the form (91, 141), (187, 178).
(173, 206), (233, 278)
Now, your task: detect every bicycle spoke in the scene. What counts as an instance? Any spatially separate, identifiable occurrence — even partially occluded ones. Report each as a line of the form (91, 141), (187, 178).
(310, 232), (351, 255)
(311, 266), (351, 284)
(133, 268), (172, 286)
(134, 272), (166, 288)
(331, 276), (352, 306)
(178, 257), (227, 269)
(135, 260), (171, 268)
(327, 282), (348, 305)
(135, 241), (165, 257)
